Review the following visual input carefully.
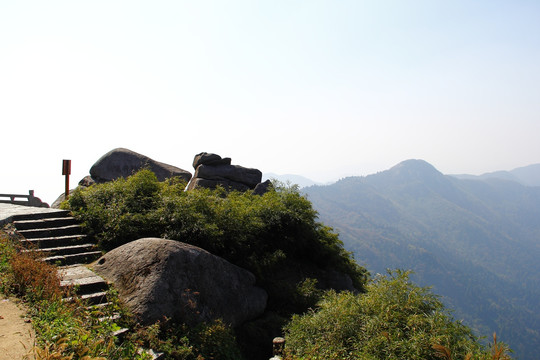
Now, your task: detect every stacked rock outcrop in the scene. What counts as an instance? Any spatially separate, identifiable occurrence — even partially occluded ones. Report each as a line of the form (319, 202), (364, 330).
(187, 152), (271, 194)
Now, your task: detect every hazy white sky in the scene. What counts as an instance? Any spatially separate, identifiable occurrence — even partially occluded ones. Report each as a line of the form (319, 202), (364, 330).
(2, 1), (539, 204)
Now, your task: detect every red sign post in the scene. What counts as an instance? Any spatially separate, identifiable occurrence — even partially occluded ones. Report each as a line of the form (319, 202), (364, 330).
(62, 159), (71, 199)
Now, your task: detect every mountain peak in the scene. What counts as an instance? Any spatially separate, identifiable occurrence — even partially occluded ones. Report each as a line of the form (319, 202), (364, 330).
(387, 159), (443, 179)
(362, 159), (451, 193)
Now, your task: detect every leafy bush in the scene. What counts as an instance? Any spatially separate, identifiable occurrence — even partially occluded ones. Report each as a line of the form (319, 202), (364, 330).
(283, 270), (512, 360)
(65, 169), (164, 250)
(138, 319), (243, 360)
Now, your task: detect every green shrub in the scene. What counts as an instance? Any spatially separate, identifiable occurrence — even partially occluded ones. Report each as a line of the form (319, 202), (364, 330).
(134, 319), (243, 360)
(283, 270), (512, 360)
(66, 169), (164, 250)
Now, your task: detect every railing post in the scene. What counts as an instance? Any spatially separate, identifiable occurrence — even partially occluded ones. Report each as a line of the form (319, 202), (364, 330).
(63, 159), (71, 199)
(272, 337), (285, 358)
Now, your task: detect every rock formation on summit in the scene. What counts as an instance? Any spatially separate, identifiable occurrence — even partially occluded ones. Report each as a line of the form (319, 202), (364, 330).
(187, 152), (269, 193)
(52, 150), (270, 207)
(92, 238), (268, 327)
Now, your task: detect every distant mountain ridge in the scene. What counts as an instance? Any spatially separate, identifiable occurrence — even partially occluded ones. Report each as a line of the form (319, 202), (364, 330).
(303, 159), (540, 360)
(452, 163), (540, 186)
(265, 163), (540, 190)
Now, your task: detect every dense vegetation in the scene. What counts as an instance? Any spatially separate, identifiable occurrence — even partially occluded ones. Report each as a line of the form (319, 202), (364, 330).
(303, 159), (540, 359)
(64, 169), (367, 313)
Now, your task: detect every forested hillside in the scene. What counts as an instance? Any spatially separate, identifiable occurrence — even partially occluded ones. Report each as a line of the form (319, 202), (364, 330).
(303, 159), (540, 360)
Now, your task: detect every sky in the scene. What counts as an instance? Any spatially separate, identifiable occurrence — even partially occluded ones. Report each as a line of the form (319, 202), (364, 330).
(2, 1), (540, 204)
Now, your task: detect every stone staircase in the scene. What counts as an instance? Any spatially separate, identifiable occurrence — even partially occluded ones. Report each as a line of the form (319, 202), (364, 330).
(12, 210), (102, 266)
(58, 266), (154, 355)
(10, 209), (162, 359)
(11, 210), (112, 307)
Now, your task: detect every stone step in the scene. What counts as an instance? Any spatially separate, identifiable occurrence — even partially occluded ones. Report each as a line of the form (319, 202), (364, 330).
(24, 243), (97, 257)
(82, 291), (108, 305)
(17, 224), (83, 239)
(11, 210), (71, 222)
(112, 327), (130, 341)
(59, 265), (109, 295)
(98, 314), (121, 322)
(44, 251), (102, 266)
(14, 217), (79, 230)
(138, 348), (165, 360)
(61, 277), (108, 295)
(22, 234), (89, 249)
(64, 291), (108, 305)
(87, 302), (112, 311)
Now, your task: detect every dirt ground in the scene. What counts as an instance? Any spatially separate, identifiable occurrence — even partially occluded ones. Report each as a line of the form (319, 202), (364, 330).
(0, 296), (35, 360)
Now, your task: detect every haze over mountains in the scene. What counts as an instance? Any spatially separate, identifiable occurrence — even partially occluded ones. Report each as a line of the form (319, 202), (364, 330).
(298, 160), (540, 360)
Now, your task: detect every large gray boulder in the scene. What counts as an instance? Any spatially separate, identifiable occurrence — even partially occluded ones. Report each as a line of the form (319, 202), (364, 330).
(92, 238), (268, 327)
(90, 148), (192, 183)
